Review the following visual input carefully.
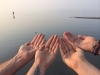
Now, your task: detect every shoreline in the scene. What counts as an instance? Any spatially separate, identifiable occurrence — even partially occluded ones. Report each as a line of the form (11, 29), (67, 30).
(70, 17), (100, 19)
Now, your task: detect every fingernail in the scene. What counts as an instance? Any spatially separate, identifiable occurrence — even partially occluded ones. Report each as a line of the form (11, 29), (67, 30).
(55, 35), (57, 36)
(64, 32), (66, 34)
(63, 34), (65, 36)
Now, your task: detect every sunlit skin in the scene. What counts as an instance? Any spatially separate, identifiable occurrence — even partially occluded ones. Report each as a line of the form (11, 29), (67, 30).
(35, 35), (59, 68)
(59, 37), (100, 75)
(18, 34), (45, 61)
(27, 35), (59, 75)
(0, 33), (100, 75)
(0, 34), (45, 75)
(63, 32), (98, 52)
(59, 38), (84, 69)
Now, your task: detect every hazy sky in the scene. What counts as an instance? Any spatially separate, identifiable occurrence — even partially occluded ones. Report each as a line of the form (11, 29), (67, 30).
(0, 0), (100, 12)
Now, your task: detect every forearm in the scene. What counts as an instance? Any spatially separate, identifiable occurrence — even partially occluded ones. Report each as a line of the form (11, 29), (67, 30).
(73, 59), (100, 75)
(94, 40), (100, 56)
(27, 61), (47, 75)
(98, 49), (100, 55)
(0, 53), (28, 75)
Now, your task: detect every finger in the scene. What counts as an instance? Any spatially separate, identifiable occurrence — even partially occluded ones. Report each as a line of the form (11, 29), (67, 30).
(38, 44), (45, 51)
(64, 32), (72, 38)
(63, 33), (72, 41)
(54, 43), (59, 53)
(69, 49), (76, 56)
(64, 32), (75, 38)
(63, 38), (76, 50)
(64, 32), (82, 49)
(66, 32), (74, 38)
(45, 36), (54, 48)
(40, 39), (45, 46)
(36, 35), (45, 45)
(63, 33), (75, 45)
(78, 35), (86, 40)
(44, 47), (49, 52)
(31, 35), (38, 44)
(52, 37), (58, 51)
(75, 47), (84, 53)
(34, 34), (42, 46)
(61, 38), (69, 53)
(67, 32), (78, 43)
(62, 38), (69, 51)
(59, 43), (65, 56)
(60, 38), (67, 54)
(64, 38), (76, 51)
(24, 42), (30, 46)
(50, 35), (58, 49)
(63, 38), (75, 52)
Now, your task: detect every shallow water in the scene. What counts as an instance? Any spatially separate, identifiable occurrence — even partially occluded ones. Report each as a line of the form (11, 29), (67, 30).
(0, 11), (100, 75)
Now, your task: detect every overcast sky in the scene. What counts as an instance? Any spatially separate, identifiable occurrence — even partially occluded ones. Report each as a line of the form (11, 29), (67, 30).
(0, 0), (100, 12)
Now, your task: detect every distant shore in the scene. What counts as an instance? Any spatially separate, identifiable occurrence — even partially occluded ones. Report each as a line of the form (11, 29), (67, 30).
(70, 17), (100, 19)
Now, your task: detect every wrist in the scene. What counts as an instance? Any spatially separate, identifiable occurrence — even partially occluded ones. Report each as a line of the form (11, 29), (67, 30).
(34, 59), (49, 69)
(70, 57), (87, 71)
(92, 40), (100, 55)
(91, 40), (98, 52)
(14, 53), (28, 68)
(32, 61), (47, 75)
(0, 53), (28, 75)
(17, 52), (33, 63)
(15, 53), (26, 62)
(72, 58), (90, 74)
(27, 61), (47, 75)
(33, 61), (47, 71)
(98, 49), (100, 55)
(72, 56), (100, 75)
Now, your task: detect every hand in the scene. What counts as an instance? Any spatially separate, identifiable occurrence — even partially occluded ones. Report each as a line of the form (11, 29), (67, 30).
(18, 34), (45, 62)
(63, 32), (98, 52)
(59, 38), (85, 69)
(34, 35), (59, 69)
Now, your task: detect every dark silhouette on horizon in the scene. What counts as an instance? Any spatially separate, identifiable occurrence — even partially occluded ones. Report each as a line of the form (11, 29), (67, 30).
(13, 11), (15, 19)
(69, 17), (100, 19)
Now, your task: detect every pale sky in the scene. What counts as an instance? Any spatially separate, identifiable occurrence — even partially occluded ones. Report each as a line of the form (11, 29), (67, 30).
(0, 0), (100, 12)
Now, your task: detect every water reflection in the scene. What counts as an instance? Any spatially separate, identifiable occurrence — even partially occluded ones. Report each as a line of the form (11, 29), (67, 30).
(0, 12), (100, 75)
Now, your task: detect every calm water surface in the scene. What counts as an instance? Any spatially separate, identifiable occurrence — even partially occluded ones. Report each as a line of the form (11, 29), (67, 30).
(0, 12), (100, 75)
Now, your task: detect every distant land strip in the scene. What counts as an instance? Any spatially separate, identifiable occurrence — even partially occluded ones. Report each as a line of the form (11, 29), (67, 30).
(70, 17), (100, 19)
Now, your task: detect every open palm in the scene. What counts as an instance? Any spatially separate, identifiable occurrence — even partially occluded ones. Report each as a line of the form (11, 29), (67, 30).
(18, 34), (45, 61)
(35, 35), (59, 69)
(63, 32), (98, 52)
(59, 38), (85, 68)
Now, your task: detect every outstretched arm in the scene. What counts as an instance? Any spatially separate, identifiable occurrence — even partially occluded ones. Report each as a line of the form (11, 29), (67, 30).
(63, 32), (100, 55)
(26, 60), (47, 75)
(73, 58), (100, 75)
(59, 38), (100, 75)
(27, 35), (59, 75)
(0, 53), (30, 75)
(0, 34), (45, 75)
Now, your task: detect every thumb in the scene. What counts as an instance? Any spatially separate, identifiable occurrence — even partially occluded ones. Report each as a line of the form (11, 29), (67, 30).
(78, 35), (86, 40)
(38, 44), (45, 51)
(75, 47), (84, 53)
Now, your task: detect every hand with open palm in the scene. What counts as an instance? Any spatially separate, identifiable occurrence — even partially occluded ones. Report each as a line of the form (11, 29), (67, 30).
(18, 34), (45, 62)
(59, 38), (85, 69)
(35, 35), (59, 69)
(63, 32), (98, 52)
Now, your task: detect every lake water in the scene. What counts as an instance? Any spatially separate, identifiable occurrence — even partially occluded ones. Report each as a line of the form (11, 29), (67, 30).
(0, 11), (100, 75)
